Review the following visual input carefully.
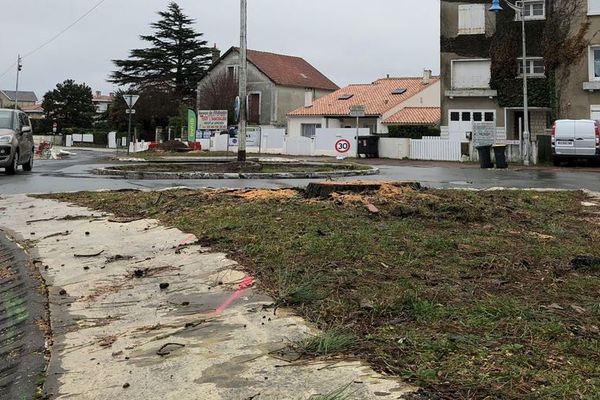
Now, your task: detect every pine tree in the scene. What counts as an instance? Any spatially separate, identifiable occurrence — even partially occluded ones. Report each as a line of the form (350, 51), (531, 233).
(42, 80), (96, 130)
(109, 2), (212, 103)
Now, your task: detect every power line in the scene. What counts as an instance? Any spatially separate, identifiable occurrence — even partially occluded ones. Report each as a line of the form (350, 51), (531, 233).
(0, 0), (107, 82)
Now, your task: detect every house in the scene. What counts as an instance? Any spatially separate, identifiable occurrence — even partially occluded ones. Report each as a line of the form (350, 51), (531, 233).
(287, 71), (440, 137)
(0, 90), (38, 109)
(197, 47), (339, 127)
(21, 103), (45, 120)
(92, 91), (114, 114)
(440, 1), (600, 145)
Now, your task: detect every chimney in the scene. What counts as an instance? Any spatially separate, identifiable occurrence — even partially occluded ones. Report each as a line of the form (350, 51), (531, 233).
(95, 90), (101, 97)
(423, 69), (432, 85)
(304, 89), (314, 107)
(211, 44), (221, 66)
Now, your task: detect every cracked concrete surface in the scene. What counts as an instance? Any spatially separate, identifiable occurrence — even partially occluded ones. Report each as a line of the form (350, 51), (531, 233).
(0, 194), (415, 400)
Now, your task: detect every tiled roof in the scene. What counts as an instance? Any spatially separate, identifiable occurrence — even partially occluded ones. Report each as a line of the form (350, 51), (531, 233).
(288, 77), (439, 117)
(93, 95), (113, 102)
(383, 107), (441, 125)
(222, 47), (338, 91)
(21, 104), (44, 113)
(1, 90), (38, 102)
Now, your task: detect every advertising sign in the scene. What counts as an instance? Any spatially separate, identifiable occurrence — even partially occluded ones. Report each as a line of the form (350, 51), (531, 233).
(198, 110), (228, 131)
(228, 127), (261, 147)
(472, 122), (496, 147)
(187, 109), (197, 142)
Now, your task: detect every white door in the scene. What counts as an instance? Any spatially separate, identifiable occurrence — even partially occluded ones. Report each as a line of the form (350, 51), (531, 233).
(448, 110), (495, 143)
(575, 120), (596, 156)
(553, 120), (576, 156)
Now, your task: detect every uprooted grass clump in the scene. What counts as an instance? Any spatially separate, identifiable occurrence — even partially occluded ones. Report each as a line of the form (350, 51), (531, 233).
(38, 186), (600, 399)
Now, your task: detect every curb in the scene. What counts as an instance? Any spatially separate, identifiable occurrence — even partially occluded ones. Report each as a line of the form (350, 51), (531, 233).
(93, 166), (380, 180)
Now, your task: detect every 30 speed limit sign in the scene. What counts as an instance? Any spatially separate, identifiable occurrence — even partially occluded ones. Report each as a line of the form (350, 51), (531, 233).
(335, 139), (351, 153)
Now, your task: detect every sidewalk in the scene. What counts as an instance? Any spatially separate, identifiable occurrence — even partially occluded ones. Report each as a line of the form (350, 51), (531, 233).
(0, 194), (414, 400)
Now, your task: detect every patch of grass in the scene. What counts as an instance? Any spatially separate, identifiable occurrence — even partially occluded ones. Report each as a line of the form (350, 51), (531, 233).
(309, 383), (356, 400)
(295, 329), (357, 357)
(38, 187), (600, 399)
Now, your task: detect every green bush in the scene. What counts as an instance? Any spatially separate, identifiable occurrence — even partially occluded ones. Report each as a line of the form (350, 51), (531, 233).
(387, 125), (441, 139)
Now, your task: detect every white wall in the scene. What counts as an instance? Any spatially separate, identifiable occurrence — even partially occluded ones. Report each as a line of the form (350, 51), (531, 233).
(314, 128), (370, 157)
(287, 116), (328, 137)
(378, 138), (410, 159)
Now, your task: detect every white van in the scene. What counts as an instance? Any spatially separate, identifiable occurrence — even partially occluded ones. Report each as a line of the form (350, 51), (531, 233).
(552, 119), (600, 165)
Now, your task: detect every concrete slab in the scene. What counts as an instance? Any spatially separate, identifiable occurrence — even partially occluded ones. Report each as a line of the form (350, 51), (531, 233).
(0, 195), (415, 400)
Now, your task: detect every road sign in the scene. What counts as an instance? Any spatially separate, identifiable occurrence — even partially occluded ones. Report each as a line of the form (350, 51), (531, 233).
(349, 105), (366, 117)
(123, 94), (140, 109)
(335, 139), (351, 153)
(125, 109), (136, 114)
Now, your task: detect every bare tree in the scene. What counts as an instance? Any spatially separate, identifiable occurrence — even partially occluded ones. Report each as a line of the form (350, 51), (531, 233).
(197, 71), (238, 125)
(544, 0), (594, 117)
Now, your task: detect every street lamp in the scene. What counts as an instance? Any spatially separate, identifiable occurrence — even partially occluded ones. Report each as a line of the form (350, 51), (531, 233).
(490, 0), (531, 166)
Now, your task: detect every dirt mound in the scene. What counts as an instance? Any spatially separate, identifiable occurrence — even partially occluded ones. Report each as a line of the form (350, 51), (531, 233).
(155, 141), (190, 152)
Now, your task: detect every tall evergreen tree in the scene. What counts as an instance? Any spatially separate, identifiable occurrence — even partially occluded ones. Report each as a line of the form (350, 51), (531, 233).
(109, 2), (212, 102)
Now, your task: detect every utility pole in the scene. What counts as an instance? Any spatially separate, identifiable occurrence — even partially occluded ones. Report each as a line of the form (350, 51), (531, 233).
(238, 0), (248, 162)
(14, 55), (22, 111)
(520, 10), (531, 166)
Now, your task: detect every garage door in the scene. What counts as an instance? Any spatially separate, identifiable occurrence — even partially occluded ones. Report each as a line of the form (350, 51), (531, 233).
(448, 110), (495, 143)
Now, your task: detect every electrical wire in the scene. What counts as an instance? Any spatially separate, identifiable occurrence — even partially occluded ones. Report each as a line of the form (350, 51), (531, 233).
(0, 0), (107, 81)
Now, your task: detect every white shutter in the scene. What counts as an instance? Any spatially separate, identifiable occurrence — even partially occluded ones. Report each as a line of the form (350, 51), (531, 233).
(452, 60), (492, 89)
(590, 0), (600, 15)
(458, 4), (485, 35)
(591, 106), (600, 123)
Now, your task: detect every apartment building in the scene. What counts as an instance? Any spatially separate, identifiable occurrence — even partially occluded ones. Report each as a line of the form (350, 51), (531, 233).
(441, 0), (600, 145)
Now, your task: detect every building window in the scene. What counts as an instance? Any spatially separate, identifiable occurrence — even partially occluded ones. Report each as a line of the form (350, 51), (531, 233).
(301, 124), (321, 138)
(458, 4), (485, 35)
(451, 59), (492, 89)
(484, 112), (495, 122)
(589, 0), (600, 15)
(226, 65), (239, 81)
(450, 112), (460, 121)
(517, 57), (545, 77)
(515, 1), (546, 21)
(473, 112), (483, 122)
(590, 46), (600, 81)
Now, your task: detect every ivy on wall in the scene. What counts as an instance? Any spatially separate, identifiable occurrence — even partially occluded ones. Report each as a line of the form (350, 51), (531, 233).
(442, 0), (589, 118)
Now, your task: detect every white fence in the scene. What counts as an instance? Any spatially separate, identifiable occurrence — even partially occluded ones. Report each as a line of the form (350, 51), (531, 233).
(409, 137), (462, 161)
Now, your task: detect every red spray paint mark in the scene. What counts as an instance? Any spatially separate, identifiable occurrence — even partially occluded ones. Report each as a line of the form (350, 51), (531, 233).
(177, 234), (197, 247)
(214, 276), (254, 315)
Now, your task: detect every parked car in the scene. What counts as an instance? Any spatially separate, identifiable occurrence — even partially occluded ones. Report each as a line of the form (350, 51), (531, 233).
(552, 119), (600, 166)
(0, 108), (35, 174)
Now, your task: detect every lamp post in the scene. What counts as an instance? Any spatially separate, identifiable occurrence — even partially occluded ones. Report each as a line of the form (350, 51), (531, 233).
(238, 0), (248, 162)
(490, 0), (531, 166)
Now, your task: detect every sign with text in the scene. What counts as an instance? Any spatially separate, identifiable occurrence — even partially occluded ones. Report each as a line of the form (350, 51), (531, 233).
(472, 122), (496, 147)
(198, 110), (228, 131)
(187, 109), (197, 142)
(349, 105), (366, 117)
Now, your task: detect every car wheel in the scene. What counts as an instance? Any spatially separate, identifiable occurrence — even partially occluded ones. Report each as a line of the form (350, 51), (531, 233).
(5, 151), (18, 175)
(23, 153), (33, 172)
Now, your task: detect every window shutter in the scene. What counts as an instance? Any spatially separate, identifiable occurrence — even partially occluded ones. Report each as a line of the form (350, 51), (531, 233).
(458, 4), (485, 35)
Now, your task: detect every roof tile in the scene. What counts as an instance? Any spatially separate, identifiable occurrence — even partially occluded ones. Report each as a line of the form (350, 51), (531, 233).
(288, 77), (439, 117)
(383, 107), (441, 125)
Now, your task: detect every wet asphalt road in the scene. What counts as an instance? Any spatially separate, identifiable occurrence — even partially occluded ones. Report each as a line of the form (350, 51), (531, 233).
(1, 149), (600, 194)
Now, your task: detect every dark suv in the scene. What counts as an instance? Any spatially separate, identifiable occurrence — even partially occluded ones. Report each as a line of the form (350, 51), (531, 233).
(0, 109), (34, 174)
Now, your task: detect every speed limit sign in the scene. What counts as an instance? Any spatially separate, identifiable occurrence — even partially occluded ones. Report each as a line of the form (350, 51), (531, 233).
(335, 139), (351, 153)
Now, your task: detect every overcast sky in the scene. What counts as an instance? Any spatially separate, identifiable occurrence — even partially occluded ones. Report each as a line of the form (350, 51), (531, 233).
(0, 0), (440, 98)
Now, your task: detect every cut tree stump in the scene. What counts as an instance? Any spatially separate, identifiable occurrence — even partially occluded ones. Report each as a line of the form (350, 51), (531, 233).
(304, 181), (421, 198)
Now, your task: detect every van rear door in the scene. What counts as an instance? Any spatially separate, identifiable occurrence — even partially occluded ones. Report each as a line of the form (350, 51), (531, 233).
(554, 120), (576, 156)
(574, 120), (597, 156)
